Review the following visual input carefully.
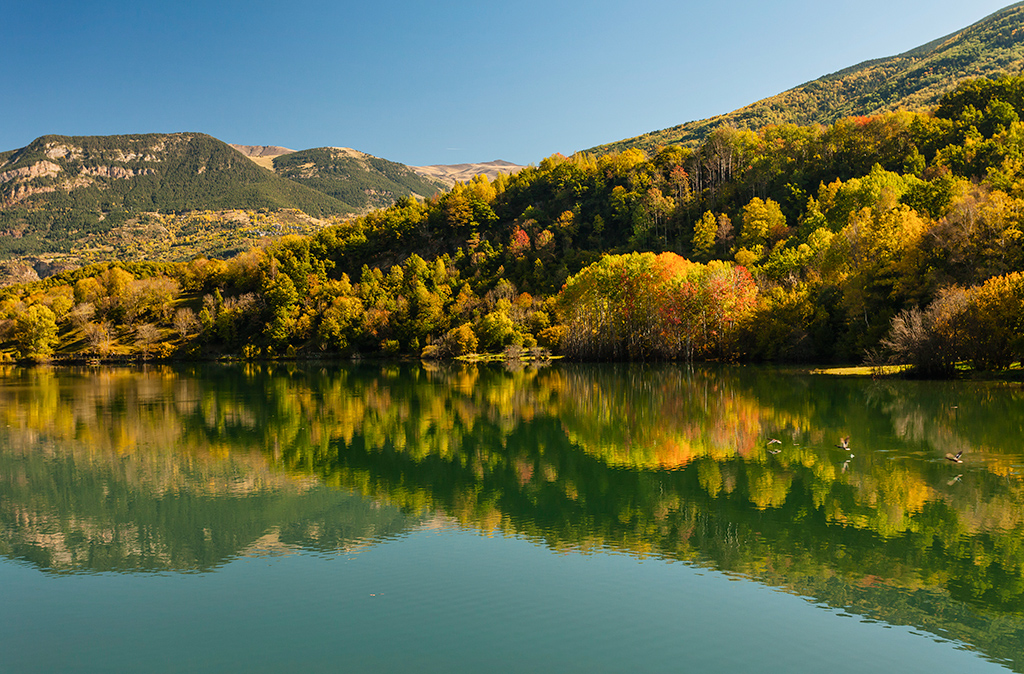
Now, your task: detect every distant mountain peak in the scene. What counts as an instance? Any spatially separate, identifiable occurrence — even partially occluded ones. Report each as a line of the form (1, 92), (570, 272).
(230, 144), (296, 170)
(411, 160), (524, 187)
(230, 144), (295, 158)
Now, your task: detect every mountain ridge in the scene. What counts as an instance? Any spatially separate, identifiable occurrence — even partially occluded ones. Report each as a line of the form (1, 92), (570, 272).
(410, 160), (523, 187)
(589, 2), (1024, 154)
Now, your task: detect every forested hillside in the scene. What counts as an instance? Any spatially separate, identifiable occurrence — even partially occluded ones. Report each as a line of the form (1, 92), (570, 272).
(272, 147), (443, 210)
(592, 2), (1024, 154)
(3, 75), (1024, 374)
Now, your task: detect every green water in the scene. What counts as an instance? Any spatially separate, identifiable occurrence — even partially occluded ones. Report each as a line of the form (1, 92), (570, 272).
(1, 362), (1022, 672)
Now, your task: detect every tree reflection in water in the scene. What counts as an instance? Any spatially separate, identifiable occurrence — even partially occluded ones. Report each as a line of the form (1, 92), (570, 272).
(1, 362), (1023, 667)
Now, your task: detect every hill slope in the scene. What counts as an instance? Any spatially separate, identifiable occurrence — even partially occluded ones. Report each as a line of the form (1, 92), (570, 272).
(0, 133), (352, 256)
(591, 2), (1024, 154)
(271, 147), (444, 210)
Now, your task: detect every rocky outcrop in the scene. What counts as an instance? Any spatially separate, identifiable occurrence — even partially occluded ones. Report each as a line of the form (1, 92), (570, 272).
(1, 183), (59, 205)
(0, 160), (158, 206)
(0, 160), (61, 185)
(43, 143), (83, 161)
(80, 166), (157, 179)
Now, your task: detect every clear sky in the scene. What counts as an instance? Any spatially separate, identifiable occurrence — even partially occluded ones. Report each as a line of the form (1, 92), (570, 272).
(2, 1), (1018, 166)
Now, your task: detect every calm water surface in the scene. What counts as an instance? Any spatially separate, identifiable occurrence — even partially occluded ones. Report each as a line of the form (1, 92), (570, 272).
(1, 362), (1023, 672)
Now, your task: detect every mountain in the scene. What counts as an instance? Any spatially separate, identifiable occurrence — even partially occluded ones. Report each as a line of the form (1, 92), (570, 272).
(229, 144), (296, 170)
(410, 160), (524, 187)
(591, 2), (1024, 154)
(271, 146), (445, 210)
(0, 132), (524, 270)
(231, 145), (522, 203)
(0, 133), (352, 257)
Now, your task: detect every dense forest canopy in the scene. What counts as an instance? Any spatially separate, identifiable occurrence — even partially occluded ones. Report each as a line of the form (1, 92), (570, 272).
(3, 74), (1024, 372)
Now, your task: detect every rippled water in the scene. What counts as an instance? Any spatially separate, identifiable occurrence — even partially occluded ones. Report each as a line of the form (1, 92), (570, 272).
(1, 363), (1022, 672)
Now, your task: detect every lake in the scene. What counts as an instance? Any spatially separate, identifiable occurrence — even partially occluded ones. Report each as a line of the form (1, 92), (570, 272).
(1, 362), (1023, 672)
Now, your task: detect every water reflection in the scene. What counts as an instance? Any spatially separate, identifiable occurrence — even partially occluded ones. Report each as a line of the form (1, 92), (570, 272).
(1, 363), (1024, 667)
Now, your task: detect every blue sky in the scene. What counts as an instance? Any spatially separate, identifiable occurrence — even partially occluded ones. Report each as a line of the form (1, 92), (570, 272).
(2, 1), (1017, 166)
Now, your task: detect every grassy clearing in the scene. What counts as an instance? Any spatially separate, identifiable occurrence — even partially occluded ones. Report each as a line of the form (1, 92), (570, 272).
(810, 364), (912, 377)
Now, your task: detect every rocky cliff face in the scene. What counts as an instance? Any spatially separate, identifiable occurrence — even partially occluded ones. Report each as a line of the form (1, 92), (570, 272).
(0, 135), (189, 206)
(0, 160), (62, 206)
(0, 160), (159, 206)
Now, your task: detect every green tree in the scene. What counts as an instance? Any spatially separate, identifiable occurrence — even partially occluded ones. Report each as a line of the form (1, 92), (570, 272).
(15, 304), (59, 361)
(480, 300), (516, 349)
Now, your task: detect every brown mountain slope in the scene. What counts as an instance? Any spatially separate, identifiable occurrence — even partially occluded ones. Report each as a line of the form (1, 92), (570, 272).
(230, 144), (296, 170)
(410, 160), (524, 187)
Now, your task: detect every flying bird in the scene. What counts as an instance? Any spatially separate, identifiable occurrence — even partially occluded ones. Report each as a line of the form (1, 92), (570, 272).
(946, 450), (964, 463)
(835, 436), (850, 451)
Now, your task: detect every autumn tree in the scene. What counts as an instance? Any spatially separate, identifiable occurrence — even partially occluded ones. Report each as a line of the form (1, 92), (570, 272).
(693, 211), (718, 260)
(559, 252), (756, 361)
(14, 305), (59, 361)
(740, 197), (787, 249)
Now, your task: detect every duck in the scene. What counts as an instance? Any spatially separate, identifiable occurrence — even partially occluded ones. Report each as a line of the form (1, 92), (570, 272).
(835, 436), (850, 451)
(945, 450), (964, 464)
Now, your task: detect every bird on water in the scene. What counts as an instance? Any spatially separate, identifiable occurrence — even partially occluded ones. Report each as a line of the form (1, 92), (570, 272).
(835, 436), (853, 468)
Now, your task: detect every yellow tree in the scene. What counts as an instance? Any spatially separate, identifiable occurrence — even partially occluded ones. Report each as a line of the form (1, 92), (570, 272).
(15, 304), (59, 361)
(692, 211), (718, 260)
(740, 197), (787, 249)
(965, 272), (1024, 369)
(841, 203), (927, 345)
